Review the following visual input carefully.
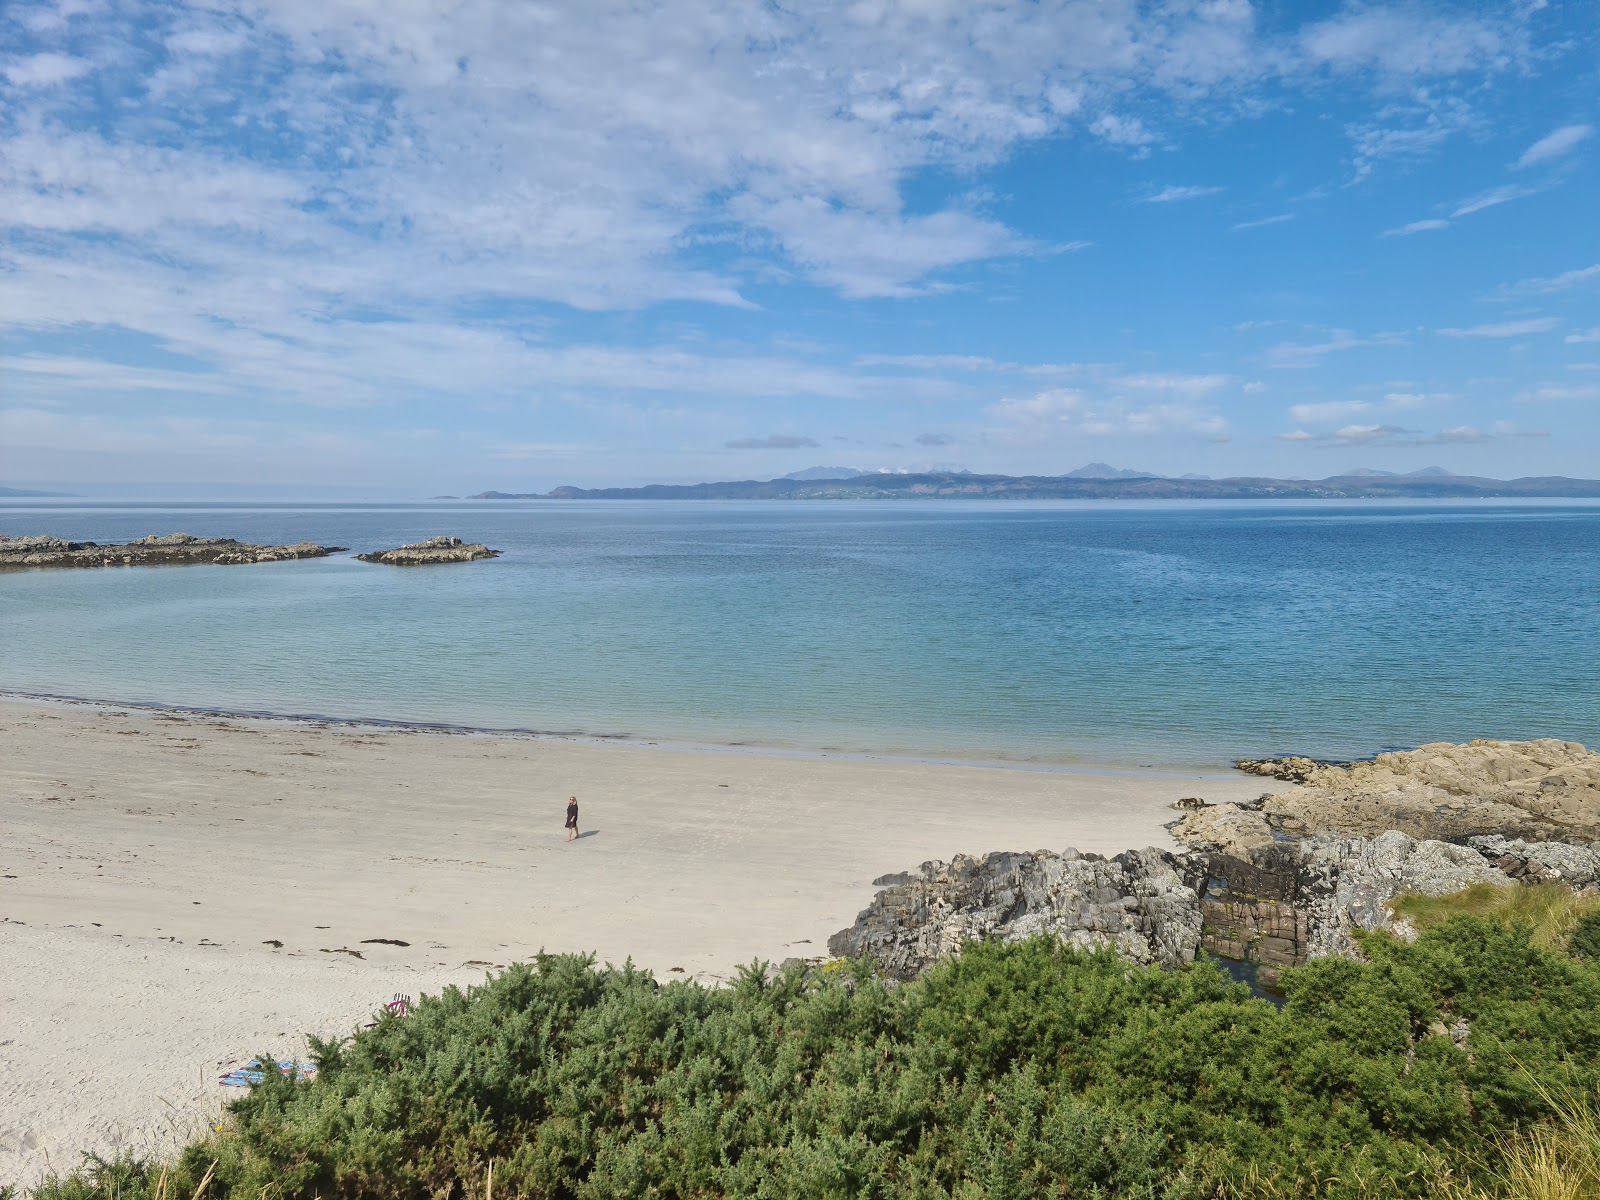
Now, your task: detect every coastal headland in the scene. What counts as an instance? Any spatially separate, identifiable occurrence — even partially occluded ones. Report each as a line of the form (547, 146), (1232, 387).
(0, 697), (1265, 1187)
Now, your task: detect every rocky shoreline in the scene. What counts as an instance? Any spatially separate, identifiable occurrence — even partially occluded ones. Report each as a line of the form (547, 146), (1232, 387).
(355, 536), (500, 565)
(827, 739), (1600, 987)
(0, 532), (346, 569)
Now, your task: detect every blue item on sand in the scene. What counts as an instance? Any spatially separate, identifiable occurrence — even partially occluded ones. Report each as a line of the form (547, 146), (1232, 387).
(218, 1059), (317, 1087)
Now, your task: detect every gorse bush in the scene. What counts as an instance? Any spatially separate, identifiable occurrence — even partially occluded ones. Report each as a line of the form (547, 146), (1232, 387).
(25, 917), (1600, 1200)
(1570, 911), (1600, 962)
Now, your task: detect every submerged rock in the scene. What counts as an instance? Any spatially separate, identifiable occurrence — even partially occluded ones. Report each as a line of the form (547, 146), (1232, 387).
(356, 536), (500, 565)
(0, 532), (346, 568)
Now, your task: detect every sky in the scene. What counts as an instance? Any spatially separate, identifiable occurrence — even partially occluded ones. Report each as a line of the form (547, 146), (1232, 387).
(1, 0), (1597, 493)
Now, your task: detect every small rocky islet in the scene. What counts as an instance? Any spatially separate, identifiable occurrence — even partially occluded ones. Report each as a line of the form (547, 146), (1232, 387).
(826, 738), (1600, 988)
(355, 535), (500, 565)
(0, 532), (501, 568)
(0, 532), (347, 568)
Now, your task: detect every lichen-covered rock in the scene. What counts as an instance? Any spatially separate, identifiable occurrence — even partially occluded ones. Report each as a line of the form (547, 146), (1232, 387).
(1238, 740), (1600, 842)
(826, 847), (1202, 979)
(0, 533), (346, 568)
(1465, 835), (1600, 887)
(356, 536), (500, 565)
(830, 832), (1526, 984)
(1292, 831), (1512, 959)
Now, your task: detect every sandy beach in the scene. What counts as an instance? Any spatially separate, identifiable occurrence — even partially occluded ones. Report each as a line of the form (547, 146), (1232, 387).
(0, 697), (1269, 1187)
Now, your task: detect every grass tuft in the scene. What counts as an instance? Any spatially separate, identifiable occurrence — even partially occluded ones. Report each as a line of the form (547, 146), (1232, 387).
(1391, 882), (1600, 952)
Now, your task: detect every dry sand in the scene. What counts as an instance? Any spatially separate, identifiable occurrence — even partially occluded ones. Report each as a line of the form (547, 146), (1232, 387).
(0, 697), (1267, 1188)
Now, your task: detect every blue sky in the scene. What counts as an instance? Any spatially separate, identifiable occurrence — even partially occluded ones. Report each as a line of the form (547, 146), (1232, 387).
(1, 0), (1596, 492)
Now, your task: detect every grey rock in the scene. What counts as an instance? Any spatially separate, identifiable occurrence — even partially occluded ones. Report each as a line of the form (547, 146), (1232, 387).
(1292, 832), (1511, 960)
(827, 847), (1201, 980)
(1466, 835), (1600, 887)
(830, 831), (1530, 983)
(0, 533), (346, 569)
(356, 536), (500, 565)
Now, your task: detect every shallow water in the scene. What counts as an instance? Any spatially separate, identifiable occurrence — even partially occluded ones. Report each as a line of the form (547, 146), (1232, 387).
(2, 499), (1596, 767)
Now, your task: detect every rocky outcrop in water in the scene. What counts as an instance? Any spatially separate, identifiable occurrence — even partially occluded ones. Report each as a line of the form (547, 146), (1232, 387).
(0, 532), (346, 569)
(356, 536), (500, 565)
(1175, 740), (1600, 853)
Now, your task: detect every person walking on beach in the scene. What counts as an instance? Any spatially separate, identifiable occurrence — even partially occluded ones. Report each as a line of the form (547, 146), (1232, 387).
(565, 795), (580, 842)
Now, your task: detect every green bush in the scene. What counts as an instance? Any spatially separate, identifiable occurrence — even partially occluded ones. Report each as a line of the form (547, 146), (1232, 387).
(1569, 910), (1600, 962)
(23, 918), (1600, 1200)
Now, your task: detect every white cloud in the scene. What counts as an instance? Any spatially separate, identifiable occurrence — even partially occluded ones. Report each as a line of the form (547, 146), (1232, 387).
(1428, 425), (1489, 444)
(1514, 124), (1593, 169)
(989, 386), (1226, 439)
(1384, 392), (1452, 409)
(1383, 218), (1450, 237)
(1242, 380), (1268, 394)
(1144, 184), (1222, 203)
(1504, 263), (1600, 295)
(856, 354), (999, 371)
(1343, 93), (1478, 180)
(1300, 10), (1516, 77)
(1290, 400), (1371, 423)
(2, 52), (92, 87)
(1568, 327), (1600, 344)
(1438, 318), (1560, 338)
(1328, 423), (1410, 445)
(1264, 330), (1408, 368)
(1110, 373), (1229, 399)
(1090, 114), (1158, 148)
(1275, 422), (1539, 448)
(725, 434), (818, 450)
(1516, 384), (1600, 403)
(0, 0), (1568, 474)
(1231, 214), (1292, 231)
(1451, 183), (1538, 217)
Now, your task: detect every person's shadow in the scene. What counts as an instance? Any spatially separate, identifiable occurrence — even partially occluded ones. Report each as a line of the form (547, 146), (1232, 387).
(576, 830), (600, 839)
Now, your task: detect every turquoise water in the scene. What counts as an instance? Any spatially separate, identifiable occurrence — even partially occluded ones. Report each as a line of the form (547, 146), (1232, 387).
(1, 500), (1596, 767)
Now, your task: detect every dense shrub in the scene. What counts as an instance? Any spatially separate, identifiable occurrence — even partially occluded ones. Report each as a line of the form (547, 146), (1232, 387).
(25, 918), (1600, 1200)
(1570, 910), (1600, 962)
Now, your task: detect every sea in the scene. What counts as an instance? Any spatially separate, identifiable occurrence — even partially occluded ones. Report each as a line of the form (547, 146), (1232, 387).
(2, 499), (1597, 769)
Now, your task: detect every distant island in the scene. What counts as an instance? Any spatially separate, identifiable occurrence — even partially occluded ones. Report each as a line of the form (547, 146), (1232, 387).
(464, 465), (1600, 501)
(0, 486), (75, 497)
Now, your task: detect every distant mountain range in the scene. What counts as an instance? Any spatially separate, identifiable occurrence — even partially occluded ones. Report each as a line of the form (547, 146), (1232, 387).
(465, 465), (1600, 501)
(0, 486), (74, 497)
(779, 463), (973, 480)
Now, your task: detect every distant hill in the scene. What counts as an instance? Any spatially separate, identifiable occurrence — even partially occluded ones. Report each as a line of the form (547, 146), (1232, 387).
(1063, 462), (1159, 480)
(1340, 466), (1457, 479)
(465, 470), (1600, 501)
(780, 466), (873, 480)
(0, 486), (74, 497)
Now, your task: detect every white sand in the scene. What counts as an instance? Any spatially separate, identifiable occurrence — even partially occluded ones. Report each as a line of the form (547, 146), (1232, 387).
(0, 697), (1267, 1188)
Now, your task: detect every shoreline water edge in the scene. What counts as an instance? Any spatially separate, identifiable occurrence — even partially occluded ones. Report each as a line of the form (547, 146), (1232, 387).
(0, 689), (1258, 778)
